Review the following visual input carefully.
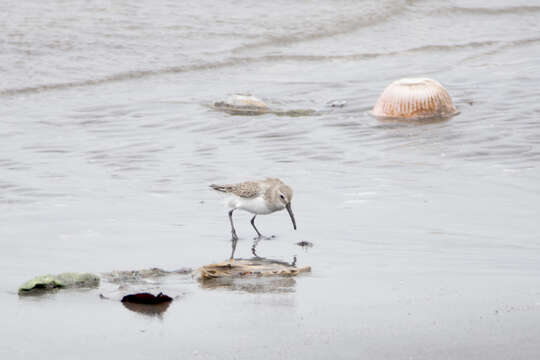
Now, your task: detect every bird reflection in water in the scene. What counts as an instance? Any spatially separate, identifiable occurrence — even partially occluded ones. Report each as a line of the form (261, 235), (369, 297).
(199, 275), (297, 294)
(251, 236), (296, 267)
(199, 237), (301, 293)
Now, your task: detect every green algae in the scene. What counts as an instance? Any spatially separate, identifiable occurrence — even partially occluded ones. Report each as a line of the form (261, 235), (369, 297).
(18, 272), (100, 295)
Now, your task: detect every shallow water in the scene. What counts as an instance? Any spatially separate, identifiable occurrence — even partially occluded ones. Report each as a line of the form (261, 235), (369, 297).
(2, 0), (540, 359)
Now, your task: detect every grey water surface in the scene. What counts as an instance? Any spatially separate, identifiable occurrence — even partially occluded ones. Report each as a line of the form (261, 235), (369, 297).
(1, 0), (540, 359)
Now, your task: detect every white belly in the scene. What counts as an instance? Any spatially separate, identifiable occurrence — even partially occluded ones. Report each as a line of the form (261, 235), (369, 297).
(226, 195), (274, 215)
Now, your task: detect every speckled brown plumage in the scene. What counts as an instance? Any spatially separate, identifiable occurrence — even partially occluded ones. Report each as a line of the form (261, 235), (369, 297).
(210, 178), (284, 199)
(210, 181), (261, 198)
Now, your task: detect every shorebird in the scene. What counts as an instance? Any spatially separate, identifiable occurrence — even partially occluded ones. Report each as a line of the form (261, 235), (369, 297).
(210, 178), (297, 258)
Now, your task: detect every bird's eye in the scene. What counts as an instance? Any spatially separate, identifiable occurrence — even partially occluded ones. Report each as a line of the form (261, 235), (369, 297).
(280, 194), (285, 200)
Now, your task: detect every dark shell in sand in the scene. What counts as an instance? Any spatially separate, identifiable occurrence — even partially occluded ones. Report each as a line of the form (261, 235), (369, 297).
(121, 292), (173, 304)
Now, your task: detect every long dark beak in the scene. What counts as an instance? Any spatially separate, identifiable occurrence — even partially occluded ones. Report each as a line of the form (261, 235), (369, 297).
(285, 203), (297, 230)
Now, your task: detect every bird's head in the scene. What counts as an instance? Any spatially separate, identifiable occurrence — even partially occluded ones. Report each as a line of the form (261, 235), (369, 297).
(276, 184), (296, 230)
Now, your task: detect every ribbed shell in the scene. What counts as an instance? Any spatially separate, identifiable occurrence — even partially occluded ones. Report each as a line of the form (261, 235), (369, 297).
(371, 78), (458, 119)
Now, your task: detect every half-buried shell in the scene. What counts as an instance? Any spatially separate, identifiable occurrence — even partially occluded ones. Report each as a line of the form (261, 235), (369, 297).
(371, 78), (458, 120)
(213, 94), (269, 115)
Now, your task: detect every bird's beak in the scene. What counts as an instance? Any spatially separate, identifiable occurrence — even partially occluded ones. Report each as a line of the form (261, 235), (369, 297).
(286, 203), (297, 230)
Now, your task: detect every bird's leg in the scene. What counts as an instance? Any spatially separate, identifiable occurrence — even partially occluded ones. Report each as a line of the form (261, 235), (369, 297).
(229, 209), (238, 260)
(229, 209), (238, 240)
(250, 215), (263, 239)
(230, 237), (237, 260)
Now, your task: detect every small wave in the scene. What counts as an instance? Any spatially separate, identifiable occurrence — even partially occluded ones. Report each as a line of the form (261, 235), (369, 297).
(460, 37), (540, 63)
(0, 61), (244, 96)
(3, 37), (538, 97)
(442, 5), (540, 16)
(230, 1), (411, 54)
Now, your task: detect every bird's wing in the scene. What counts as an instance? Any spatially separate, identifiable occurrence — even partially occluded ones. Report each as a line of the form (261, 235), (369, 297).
(210, 181), (261, 198)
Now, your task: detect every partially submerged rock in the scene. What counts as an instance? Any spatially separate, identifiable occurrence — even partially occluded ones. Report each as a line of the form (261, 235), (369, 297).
(104, 292), (174, 316)
(196, 258), (311, 281)
(102, 267), (191, 284)
(18, 272), (100, 295)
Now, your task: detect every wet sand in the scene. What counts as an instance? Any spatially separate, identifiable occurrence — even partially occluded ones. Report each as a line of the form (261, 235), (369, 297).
(2, 0), (540, 359)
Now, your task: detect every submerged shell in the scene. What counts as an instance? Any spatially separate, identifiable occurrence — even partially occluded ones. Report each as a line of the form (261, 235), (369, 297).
(225, 94), (268, 109)
(214, 94), (269, 114)
(371, 78), (458, 120)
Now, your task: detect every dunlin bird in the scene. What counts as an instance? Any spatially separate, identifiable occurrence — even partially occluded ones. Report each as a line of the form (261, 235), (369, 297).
(210, 178), (297, 258)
